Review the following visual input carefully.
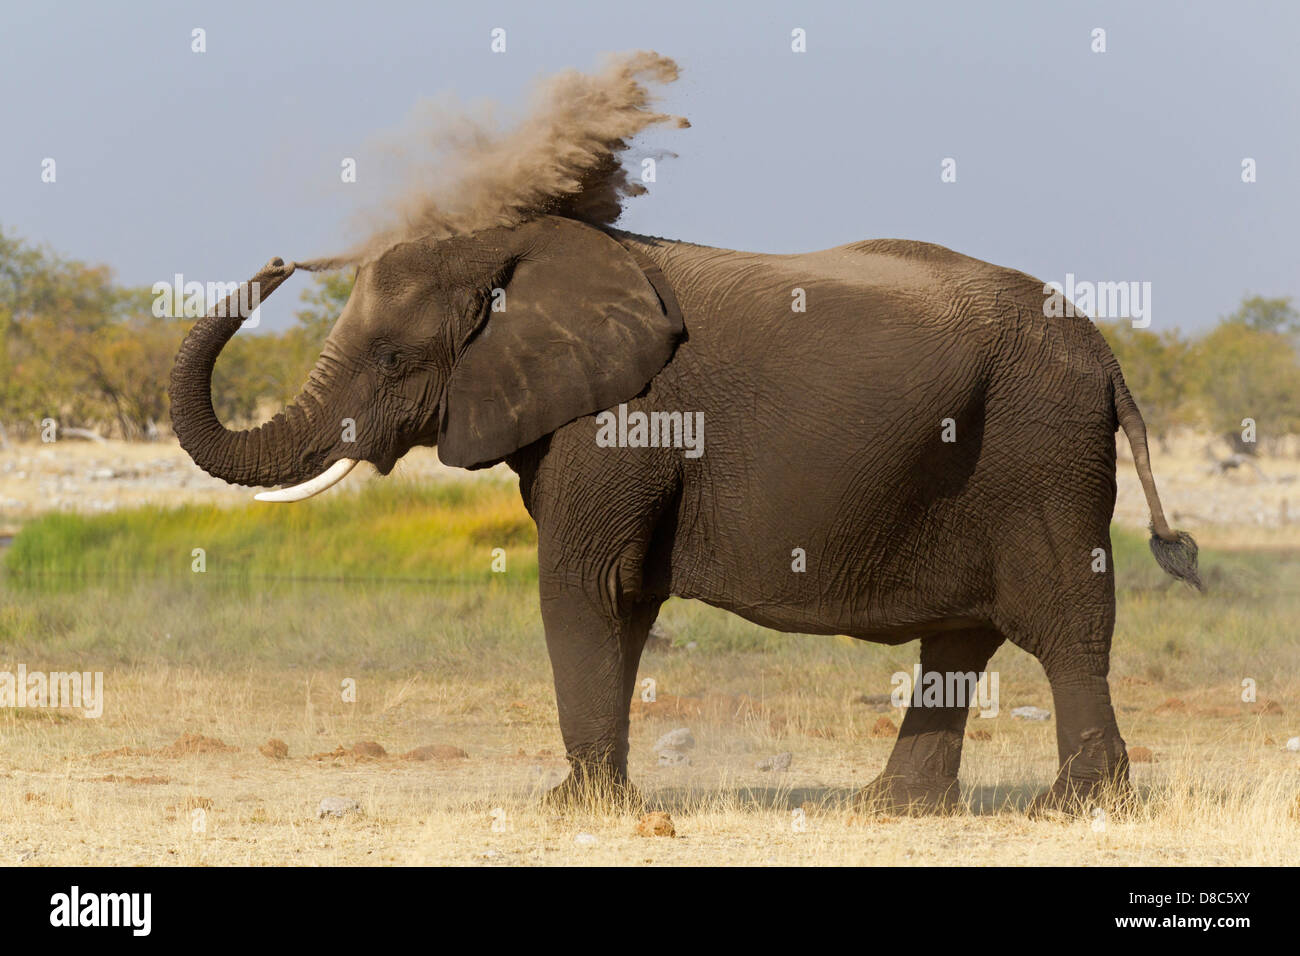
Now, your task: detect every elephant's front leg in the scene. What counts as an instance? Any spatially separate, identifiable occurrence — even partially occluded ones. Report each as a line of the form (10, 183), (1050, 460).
(538, 582), (658, 805)
(858, 627), (1004, 815)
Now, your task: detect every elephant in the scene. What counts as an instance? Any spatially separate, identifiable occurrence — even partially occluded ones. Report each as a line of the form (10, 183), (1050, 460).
(170, 214), (1201, 813)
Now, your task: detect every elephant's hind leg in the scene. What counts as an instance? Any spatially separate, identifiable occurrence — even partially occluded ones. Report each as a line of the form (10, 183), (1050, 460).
(857, 626), (1004, 815)
(995, 558), (1132, 815)
(1025, 625), (1132, 816)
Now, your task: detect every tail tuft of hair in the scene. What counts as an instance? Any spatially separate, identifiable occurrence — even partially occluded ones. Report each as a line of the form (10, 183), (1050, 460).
(1149, 528), (1204, 592)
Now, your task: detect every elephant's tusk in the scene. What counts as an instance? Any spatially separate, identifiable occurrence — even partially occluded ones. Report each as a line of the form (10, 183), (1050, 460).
(253, 458), (358, 503)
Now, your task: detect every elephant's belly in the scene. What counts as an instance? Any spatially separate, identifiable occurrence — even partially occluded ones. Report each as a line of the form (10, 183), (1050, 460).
(666, 510), (996, 641)
(682, 589), (989, 645)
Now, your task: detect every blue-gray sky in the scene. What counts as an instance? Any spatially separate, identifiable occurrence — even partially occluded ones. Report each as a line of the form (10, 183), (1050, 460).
(2, 0), (1296, 332)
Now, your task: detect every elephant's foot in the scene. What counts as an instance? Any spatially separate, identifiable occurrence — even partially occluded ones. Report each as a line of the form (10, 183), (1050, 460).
(1029, 754), (1133, 816)
(542, 764), (645, 812)
(1029, 729), (1134, 818)
(1026, 775), (1135, 818)
(855, 773), (961, 816)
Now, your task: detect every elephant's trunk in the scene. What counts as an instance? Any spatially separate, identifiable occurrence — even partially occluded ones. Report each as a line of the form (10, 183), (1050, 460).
(169, 258), (337, 489)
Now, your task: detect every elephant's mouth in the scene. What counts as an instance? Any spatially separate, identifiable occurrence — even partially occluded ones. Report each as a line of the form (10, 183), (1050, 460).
(254, 408), (438, 502)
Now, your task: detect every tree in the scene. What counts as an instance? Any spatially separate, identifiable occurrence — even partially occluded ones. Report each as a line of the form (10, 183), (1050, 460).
(1189, 321), (1300, 452)
(1223, 295), (1300, 335)
(295, 270), (354, 344)
(1096, 322), (1193, 446)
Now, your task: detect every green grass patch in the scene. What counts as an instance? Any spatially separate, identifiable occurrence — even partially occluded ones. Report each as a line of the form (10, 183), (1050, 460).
(3, 476), (538, 588)
(0, 503), (1294, 683)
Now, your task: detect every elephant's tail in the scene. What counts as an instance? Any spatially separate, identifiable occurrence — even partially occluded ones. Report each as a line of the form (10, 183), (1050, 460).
(1105, 357), (1204, 592)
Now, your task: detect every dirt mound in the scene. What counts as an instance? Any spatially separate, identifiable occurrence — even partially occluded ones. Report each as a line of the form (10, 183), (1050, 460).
(869, 716), (898, 738)
(155, 734), (237, 757)
(258, 738), (289, 759)
(635, 812), (676, 837)
(91, 733), (237, 760)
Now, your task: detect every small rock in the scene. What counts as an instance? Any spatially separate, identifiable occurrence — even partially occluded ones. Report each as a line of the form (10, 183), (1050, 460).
(654, 728), (695, 752)
(635, 811), (676, 837)
(258, 738), (289, 760)
(1286, 737), (1300, 752)
(317, 796), (361, 819)
(1011, 706), (1051, 721)
(685, 642), (698, 651)
(1129, 746), (1155, 763)
(756, 751), (793, 772)
(574, 832), (599, 846)
(350, 740), (387, 759)
(657, 750), (691, 766)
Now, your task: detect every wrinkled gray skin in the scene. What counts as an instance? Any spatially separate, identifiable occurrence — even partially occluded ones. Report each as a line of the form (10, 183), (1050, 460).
(171, 215), (1199, 813)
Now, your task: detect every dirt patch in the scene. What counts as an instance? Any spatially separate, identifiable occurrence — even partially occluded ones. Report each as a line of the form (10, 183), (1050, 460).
(402, 744), (469, 761)
(308, 745), (352, 762)
(966, 728), (992, 741)
(630, 693), (760, 722)
(1154, 698), (1189, 715)
(1129, 746), (1156, 763)
(308, 741), (466, 762)
(1193, 706), (1239, 718)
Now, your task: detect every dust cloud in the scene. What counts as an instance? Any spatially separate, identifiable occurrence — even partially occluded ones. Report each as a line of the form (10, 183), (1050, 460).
(303, 51), (687, 271)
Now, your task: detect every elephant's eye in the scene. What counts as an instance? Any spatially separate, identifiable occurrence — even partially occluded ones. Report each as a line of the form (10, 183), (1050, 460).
(378, 350), (399, 371)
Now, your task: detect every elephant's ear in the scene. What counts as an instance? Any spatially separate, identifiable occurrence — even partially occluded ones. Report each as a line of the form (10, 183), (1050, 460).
(437, 219), (682, 468)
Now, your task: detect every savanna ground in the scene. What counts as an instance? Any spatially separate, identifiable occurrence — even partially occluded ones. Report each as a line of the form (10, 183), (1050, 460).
(1, 439), (1298, 865)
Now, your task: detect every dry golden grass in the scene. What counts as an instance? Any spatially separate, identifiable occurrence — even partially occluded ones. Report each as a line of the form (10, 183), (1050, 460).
(2, 659), (1296, 866)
